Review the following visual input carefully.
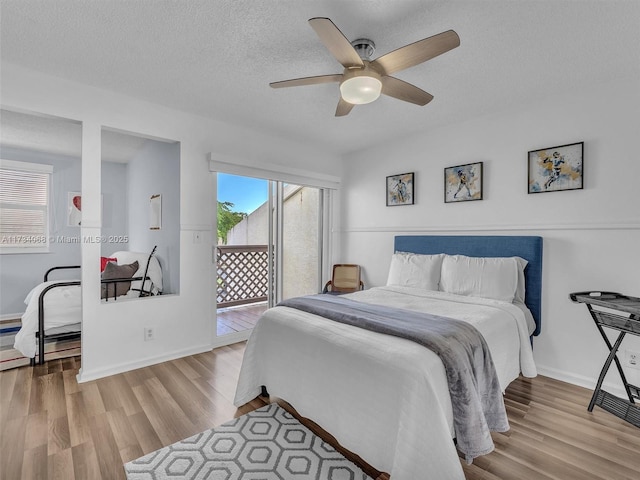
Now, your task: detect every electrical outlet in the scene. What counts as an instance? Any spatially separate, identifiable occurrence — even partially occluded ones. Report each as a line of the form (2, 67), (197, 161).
(144, 327), (154, 341)
(625, 350), (640, 369)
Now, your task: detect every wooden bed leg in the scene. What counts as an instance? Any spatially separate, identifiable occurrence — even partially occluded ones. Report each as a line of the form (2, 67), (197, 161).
(260, 385), (269, 397)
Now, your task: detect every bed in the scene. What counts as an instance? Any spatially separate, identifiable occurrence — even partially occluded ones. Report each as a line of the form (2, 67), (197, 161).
(14, 250), (162, 365)
(234, 235), (543, 480)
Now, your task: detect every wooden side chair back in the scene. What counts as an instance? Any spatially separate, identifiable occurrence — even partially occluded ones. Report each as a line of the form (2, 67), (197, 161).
(323, 264), (364, 294)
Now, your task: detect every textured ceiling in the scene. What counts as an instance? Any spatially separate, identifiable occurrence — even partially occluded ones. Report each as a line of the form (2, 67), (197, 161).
(1, 0), (639, 157)
(0, 109), (157, 163)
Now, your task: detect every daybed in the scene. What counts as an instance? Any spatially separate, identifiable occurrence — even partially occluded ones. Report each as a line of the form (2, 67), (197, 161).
(234, 235), (542, 480)
(14, 249), (162, 365)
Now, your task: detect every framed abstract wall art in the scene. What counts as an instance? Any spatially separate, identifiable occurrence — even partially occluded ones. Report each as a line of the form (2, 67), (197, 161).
(386, 172), (414, 206)
(528, 142), (583, 194)
(444, 162), (483, 203)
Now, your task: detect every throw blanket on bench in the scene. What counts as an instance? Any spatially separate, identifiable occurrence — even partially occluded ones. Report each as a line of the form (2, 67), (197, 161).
(278, 294), (509, 462)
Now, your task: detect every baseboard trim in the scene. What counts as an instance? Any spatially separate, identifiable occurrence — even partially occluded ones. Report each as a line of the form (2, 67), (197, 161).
(76, 343), (212, 383)
(76, 330), (253, 383)
(536, 364), (629, 399)
(0, 313), (23, 323)
(211, 329), (251, 349)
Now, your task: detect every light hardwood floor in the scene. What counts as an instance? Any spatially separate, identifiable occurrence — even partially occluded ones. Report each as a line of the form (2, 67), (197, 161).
(1, 344), (639, 480)
(216, 303), (267, 336)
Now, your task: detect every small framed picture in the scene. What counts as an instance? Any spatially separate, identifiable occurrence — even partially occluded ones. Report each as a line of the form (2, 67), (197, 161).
(444, 162), (483, 203)
(386, 172), (414, 206)
(528, 142), (583, 194)
(150, 194), (162, 230)
(67, 192), (82, 226)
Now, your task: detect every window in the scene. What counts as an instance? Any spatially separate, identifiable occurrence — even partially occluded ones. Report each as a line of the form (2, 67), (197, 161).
(0, 159), (52, 253)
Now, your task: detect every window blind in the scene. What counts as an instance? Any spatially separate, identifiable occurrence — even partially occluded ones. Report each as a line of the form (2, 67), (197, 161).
(0, 160), (52, 252)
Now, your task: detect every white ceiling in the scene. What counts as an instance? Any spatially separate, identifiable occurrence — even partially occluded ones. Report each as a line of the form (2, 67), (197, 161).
(1, 0), (639, 157)
(0, 108), (156, 163)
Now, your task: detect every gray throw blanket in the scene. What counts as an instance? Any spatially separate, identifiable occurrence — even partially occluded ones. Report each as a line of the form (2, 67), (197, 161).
(278, 294), (509, 463)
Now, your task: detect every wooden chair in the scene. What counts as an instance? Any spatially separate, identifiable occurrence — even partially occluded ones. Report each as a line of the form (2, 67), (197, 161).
(323, 264), (364, 294)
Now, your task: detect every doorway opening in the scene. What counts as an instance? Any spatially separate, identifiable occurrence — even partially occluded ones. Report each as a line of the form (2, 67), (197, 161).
(215, 174), (323, 338)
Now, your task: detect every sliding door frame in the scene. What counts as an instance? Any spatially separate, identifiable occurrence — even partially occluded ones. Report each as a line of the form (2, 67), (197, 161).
(211, 163), (335, 347)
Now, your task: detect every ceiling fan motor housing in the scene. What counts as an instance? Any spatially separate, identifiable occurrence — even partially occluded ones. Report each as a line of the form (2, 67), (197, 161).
(351, 39), (375, 60)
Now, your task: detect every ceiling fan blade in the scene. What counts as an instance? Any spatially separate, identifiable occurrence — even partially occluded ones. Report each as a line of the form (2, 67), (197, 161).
(381, 76), (434, 106)
(335, 98), (355, 117)
(309, 17), (364, 68)
(372, 30), (460, 75)
(270, 74), (342, 89)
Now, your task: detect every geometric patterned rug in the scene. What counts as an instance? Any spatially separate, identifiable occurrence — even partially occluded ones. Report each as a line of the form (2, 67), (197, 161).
(124, 403), (372, 480)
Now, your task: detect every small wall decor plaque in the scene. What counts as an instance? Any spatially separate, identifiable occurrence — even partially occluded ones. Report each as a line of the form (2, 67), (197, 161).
(67, 192), (82, 226)
(386, 172), (414, 206)
(528, 142), (583, 193)
(150, 194), (162, 230)
(444, 162), (483, 203)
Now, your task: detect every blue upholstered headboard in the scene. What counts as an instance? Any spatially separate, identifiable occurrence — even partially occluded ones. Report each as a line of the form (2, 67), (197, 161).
(394, 235), (543, 336)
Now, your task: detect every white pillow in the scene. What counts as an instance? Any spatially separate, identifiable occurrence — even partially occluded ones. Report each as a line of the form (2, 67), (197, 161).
(386, 252), (444, 291)
(440, 255), (519, 302)
(513, 256), (528, 304)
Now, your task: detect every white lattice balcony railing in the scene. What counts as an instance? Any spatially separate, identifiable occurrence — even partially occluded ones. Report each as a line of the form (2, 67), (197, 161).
(216, 245), (269, 308)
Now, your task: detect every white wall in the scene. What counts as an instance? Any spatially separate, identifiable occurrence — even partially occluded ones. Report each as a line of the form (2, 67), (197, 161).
(340, 76), (640, 394)
(125, 139), (181, 294)
(1, 63), (342, 381)
(101, 161), (130, 248)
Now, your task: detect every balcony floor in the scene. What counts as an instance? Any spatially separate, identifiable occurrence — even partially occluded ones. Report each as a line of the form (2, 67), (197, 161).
(216, 302), (268, 336)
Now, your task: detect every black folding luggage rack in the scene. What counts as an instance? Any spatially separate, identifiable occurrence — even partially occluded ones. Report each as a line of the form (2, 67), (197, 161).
(570, 291), (640, 427)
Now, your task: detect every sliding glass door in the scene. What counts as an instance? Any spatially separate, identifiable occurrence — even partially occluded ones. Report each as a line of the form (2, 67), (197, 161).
(280, 183), (322, 301)
(215, 174), (323, 340)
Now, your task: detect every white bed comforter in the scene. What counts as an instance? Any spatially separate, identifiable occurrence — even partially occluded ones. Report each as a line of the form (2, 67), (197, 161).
(14, 281), (82, 358)
(234, 286), (537, 480)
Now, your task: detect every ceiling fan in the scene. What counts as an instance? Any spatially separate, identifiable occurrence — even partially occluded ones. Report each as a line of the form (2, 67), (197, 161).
(270, 17), (460, 117)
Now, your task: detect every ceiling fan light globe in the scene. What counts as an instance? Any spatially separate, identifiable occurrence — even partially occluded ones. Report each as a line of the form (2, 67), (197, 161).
(339, 76), (382, 105)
